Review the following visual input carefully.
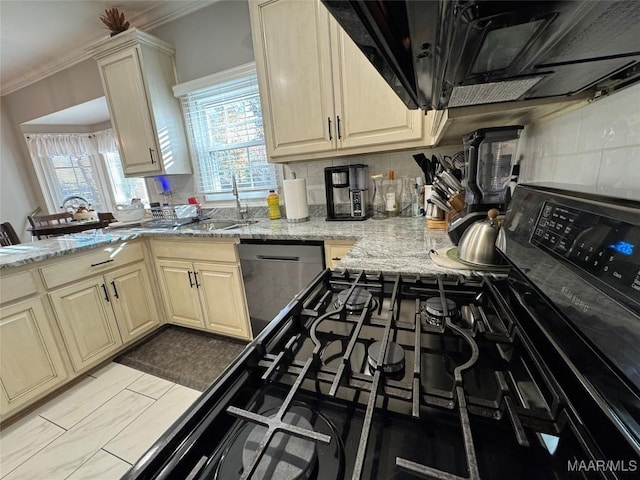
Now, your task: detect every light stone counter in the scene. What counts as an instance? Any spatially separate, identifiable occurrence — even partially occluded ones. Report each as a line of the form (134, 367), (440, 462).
(0, 217), (492, 277)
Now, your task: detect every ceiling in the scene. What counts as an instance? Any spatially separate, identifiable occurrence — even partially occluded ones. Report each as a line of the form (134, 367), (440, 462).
(22, 97), (111, 126)
(0, 0), (216, 96)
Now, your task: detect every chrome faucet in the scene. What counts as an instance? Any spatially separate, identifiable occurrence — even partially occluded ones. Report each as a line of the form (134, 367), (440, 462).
(231, 174), (248, 220)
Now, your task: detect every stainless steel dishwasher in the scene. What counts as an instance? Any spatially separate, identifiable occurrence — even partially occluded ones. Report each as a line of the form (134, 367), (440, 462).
(238, 240), (324, 335)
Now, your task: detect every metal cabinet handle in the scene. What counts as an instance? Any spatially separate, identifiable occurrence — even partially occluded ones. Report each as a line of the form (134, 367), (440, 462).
(336, 115), (342, 139)
(327, 117), (333, 140)
(188, 271), (194, 288)
(111, 281), (119, 299)
(101, 284), (110, 302)
(91, 259), (114, 267)
(256, 255), (300, 261)
(331, 257), (342, 261)
(149, 148), (156, 164)
(194, 271), (200, 288)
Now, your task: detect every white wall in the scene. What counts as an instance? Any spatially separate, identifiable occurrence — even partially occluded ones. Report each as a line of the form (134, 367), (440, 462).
(150, 0), (254, 83)
(518, 83), (640, 199)
(1, 97), (40, 241)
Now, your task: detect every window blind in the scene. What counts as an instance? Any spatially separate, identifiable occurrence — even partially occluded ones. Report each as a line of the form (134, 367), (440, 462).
(180, 70), (276, 195)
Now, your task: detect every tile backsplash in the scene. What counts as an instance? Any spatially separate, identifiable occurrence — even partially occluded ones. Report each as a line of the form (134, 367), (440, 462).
(150, 145), (462, 208)
(517, 82), (640, 199)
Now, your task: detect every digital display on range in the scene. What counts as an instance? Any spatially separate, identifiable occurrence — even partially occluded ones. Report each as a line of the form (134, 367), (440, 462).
(530, 202), (640, 304)
(608, 241), (634, 256)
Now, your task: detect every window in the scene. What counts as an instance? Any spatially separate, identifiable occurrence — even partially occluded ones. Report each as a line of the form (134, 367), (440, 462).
(26, 131), (149, 212)
(179, 64), (277, 200)
(49, 154), (108, 210)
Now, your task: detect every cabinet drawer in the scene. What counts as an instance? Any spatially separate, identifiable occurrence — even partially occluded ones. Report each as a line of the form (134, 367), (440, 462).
(0, 271), (38, 305)
(41, 242), (144, 289)
(152, 239), (238, 263)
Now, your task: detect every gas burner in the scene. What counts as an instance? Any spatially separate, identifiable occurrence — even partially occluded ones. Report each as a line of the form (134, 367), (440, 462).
(242, 412), (317, 480)
(321, 339), (366, 372)
(215, 405), (345, 480)
(420, 297), (459, 326)
(367, 341), (405, 374)
(334, 287), (377, 313)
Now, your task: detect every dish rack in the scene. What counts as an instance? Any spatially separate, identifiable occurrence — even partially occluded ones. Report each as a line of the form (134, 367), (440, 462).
(150, 204), (202, 221)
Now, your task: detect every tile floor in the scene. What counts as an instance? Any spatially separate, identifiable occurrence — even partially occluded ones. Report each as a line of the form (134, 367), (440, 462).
(0, 363), (202, 480)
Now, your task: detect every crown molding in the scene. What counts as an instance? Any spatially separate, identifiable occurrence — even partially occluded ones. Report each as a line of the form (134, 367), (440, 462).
(1, 0), (217, 97)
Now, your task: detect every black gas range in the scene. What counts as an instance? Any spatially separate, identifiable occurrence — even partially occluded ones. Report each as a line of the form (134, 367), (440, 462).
(124, 184), (640, 480)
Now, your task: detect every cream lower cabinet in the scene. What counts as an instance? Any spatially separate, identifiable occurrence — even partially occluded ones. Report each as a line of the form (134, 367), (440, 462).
(195, 262), (251, 339)
(49, 262), (159, 372)
(0, 298), (68, 418)
(153, 240), (252, 341)
(156, 259), (205, 329)
(249, 0), (431, 161)
(105, 263), (160, 343)
(49, 277), (123, 372)
(324, 240), (356, 269)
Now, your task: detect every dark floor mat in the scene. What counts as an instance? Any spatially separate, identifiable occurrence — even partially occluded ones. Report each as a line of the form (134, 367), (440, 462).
(115, 326), (247, 391)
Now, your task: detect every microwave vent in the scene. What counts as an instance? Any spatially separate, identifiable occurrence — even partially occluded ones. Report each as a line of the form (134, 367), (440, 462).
(448, 77), (545, 107)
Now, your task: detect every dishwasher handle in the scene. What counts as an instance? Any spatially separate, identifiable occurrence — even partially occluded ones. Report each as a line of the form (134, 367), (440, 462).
(256, 255), (300, 262)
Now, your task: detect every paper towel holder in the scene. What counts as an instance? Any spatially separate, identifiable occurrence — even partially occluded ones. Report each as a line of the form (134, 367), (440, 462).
(283, 172), (310, 223)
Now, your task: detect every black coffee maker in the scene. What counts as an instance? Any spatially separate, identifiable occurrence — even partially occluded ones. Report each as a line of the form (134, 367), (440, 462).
(448, 126), (523, 244)
(325, 164), (369, 221)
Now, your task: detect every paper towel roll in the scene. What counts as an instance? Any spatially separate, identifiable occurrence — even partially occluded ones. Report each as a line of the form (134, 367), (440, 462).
(283, 178), (310, 222)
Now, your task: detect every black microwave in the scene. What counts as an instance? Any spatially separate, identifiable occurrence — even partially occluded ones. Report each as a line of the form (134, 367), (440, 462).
(323, 0), (640, 110)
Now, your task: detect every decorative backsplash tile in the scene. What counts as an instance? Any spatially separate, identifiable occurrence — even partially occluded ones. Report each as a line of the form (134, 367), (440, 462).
(518, 82), (640, 200)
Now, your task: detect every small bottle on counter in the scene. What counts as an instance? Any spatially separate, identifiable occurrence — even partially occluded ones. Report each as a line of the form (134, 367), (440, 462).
(267, 189), (281, 220)
(385, 170), (398, 217)
(399, 176), (413, 217)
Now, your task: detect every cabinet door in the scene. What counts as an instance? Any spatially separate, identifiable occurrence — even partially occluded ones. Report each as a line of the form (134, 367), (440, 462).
(195, 262), (252, 340)
(49, 277), (123, 372)
(156, 260), (204, 329)
(98, 46), (162, 175)
(105, 263), (160, 343)
(0, 298), (68, 417)
(330, 19), (425, 150)
(250, 0), (336, 158)
(324, 240), (356, 269)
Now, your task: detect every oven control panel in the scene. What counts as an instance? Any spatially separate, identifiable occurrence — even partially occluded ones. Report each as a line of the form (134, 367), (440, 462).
(531, 202), (640, 303)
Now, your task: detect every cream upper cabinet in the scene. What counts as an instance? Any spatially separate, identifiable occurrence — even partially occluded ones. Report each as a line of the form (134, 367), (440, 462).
(0, 298), (68, 419)
(330, 24), (426, 150)
(152, 240), (253, 341)
(104, 263), (160, 343)
(249, 0), (433, 162)
(49, 277), (123, 372)
(86, 29), (191, 176)
(250, 0), (336, 157)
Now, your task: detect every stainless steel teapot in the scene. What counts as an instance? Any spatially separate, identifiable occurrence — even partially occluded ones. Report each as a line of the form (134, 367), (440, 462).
(457, 209), (505, 266)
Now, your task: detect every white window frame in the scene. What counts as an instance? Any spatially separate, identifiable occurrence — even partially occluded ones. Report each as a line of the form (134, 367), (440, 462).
(26, 132), (149, 213)
(174, 62), (281, 205)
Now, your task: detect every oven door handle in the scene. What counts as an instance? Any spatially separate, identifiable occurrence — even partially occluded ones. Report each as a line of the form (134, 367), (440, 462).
(255, 255), (300, 262)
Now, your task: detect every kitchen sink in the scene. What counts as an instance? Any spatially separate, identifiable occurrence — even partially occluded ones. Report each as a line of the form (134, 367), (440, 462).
(185, 219), (259, 231)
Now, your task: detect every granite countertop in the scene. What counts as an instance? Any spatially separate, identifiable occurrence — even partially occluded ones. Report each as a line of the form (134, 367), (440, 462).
(0, 217), (489, 277)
